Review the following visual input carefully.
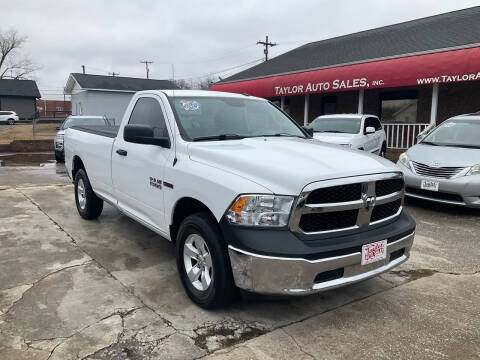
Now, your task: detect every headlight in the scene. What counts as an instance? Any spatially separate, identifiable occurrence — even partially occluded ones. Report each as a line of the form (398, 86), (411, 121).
(398, 152), (410, 168)
(226, 194), (294, 227)
(466, 164), (480, 176)
(55, 134), (64, 142)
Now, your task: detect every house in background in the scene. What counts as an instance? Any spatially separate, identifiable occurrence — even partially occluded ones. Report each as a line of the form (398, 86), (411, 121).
(0, 79), (41, 120)
(36, 99), (71, 118)
(64, 73), (178, 124)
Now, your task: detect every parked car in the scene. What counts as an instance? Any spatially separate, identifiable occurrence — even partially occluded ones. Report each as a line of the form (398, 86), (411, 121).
(64, 90), (415, 309)
(0, 111), (19, 125)
(397, 113), (480, 208)
(54, 115), (110, 162)
(309, 114), (387, 156)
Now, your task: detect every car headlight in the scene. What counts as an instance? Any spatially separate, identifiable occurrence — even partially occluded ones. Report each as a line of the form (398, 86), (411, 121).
(55, 134), (64, 142)
(226, 194), (294, 227)
(398, 152), (410, 168)
(466, 164), (480, 176)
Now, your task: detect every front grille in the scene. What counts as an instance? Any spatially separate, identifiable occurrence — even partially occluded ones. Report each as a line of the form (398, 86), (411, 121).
(292, 174), (404, 234)
(299, 210), (358, 232)
(306, 183), (361, 204)
(371, 199), (402, 222)
(376, 178), (404, 197)
(405, 187), (464, 203)
(412, 161), (465, 179)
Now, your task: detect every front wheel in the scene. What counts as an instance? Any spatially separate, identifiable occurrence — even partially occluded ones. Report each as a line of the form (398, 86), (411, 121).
(176, 213), (237, 309)
(74, 168), (103, 219)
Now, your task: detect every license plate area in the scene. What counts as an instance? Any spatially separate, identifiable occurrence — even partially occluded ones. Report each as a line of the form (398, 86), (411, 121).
(421, 179), (439, 191)
(361, 240), (387, 265)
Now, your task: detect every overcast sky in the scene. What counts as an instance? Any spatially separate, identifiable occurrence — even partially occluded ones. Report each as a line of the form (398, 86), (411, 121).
(2, 0), (479, 99)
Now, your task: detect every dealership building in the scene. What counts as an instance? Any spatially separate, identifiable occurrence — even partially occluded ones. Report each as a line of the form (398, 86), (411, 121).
(211, 7), (480, 149)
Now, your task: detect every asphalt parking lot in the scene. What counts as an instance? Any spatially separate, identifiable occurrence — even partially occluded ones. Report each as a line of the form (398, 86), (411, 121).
(0, 161), (479, 360)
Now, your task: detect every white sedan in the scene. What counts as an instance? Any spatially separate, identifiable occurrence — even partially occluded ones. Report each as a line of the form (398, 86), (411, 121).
(309, 114), (387, 156)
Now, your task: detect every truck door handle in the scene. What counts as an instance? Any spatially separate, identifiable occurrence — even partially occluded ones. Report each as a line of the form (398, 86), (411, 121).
(116, 149), (127, 156)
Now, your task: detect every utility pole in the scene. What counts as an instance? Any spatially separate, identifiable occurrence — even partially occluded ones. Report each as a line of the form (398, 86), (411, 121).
(257, 35), (277, 62)
(81, 65), (85, 74)
(140, 60), (153, 79)
(109, 72), (119, 77)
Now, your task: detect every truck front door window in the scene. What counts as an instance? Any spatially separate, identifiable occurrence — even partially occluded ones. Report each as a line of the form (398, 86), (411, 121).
(128, 97), (169, 138)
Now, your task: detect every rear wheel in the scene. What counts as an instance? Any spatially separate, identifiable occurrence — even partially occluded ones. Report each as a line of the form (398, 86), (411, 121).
(176, 212), (237, 309)
(7, 119), (14, 125)
(74, 169), (103, 219)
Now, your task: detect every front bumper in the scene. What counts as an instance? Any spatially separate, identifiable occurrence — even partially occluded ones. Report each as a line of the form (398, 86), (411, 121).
(398, 162), (480, 208)
(228, 231), (414, 295)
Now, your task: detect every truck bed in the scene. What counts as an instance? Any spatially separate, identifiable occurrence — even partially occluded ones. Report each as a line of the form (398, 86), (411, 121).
(70, 125), (119, 138)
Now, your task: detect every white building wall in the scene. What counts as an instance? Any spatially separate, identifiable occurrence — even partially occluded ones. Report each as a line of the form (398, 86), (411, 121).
(70, 91), (134, 125)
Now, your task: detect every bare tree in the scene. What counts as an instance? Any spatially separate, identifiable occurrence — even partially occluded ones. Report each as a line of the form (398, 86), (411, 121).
(195, 76), (217, 90)
(171, 79), (192, 89)
(0, 29), (40, 80)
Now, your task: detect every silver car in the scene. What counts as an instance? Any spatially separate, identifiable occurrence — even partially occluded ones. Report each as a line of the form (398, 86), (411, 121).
(397, 113), (480, 208)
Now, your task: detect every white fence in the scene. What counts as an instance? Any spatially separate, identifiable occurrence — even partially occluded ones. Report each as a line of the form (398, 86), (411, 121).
(383, 123), (430, 149)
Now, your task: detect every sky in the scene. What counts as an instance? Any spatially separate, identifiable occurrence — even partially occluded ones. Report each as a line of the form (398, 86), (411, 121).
(2, 0), (479, 99)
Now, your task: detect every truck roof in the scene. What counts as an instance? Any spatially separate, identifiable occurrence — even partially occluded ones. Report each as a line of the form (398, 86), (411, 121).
(136, 89), (266, 101)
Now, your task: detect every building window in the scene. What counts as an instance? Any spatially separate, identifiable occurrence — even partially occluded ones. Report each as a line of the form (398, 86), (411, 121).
(381, 99), (418, 123)
(380, 90), (418, 123)
(56, 106), (63, 111)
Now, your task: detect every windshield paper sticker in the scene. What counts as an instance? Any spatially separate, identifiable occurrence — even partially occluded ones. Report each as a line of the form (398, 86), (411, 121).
(180, 100), (200, 111)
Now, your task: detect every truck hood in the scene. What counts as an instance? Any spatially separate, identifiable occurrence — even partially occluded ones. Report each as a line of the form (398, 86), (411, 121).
(188, 137), (399, 195)
(312, 132), (358, 145)
(407, 143), (480, 167)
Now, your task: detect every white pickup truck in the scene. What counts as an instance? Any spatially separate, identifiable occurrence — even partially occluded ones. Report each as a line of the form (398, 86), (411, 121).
(65, 90), (415, 309)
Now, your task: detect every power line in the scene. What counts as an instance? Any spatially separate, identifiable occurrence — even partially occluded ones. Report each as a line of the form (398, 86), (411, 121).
(175, 58), (263, 80)
(257, 35), (278, 62)
(140, 60), (153, 79)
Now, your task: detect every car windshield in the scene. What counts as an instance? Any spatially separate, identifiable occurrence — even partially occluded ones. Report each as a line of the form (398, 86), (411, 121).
(62, 117), (105, 129)
(311, 117), (361, 134)
(170, 96), (305, 140)
(422, 119), (480, 148)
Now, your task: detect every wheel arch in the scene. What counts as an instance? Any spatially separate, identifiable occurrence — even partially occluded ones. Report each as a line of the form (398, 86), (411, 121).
(72, 155), (85, 180)
(170, 197), (217, 244)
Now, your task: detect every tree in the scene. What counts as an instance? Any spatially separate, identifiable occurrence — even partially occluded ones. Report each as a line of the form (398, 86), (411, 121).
(171, 79), (192, 90)
(0, 29), (40, 80)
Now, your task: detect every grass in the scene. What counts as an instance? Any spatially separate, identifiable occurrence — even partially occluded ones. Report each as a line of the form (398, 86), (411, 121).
(0, 124), (58, 144)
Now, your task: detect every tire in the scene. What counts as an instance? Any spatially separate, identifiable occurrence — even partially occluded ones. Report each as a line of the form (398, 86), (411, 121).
(176, 212), (237, 309)
(7, 119), (14, 125)
(74, 168), (103, 219)
(379, 143), (387, 157)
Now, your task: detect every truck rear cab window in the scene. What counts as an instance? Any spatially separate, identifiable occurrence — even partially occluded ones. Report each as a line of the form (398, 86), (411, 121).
(128, 97), (169, 138)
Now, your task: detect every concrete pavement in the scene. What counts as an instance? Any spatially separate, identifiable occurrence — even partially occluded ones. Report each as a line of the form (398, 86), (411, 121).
(0, 164), (479, 359)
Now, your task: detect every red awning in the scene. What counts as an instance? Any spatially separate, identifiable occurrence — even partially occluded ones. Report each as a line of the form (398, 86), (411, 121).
(210, 47), (480, 98)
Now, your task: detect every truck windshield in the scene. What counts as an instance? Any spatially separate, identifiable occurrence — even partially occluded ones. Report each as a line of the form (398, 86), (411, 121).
(311, 117), (361, 134)
(171, 97), (305, 140)
(422, 120), (480, 148)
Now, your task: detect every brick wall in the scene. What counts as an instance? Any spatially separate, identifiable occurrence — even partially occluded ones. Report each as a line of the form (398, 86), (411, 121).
(437, 81), (480, 123)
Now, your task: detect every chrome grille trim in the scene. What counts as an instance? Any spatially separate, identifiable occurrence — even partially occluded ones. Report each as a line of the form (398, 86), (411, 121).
(290, 173), (404, 235)
(411, 161), (465, 179)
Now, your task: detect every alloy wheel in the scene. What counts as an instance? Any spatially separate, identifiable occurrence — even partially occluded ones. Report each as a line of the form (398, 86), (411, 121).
(183, 233), (213, 291)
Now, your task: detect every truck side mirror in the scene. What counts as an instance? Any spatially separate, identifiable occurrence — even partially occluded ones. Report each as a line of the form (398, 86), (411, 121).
(302, 126), (314, 137)
(124, 124), (170, 148)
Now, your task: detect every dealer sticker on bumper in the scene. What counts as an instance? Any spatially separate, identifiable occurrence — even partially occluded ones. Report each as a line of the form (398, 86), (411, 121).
(361, 240), (387, 265)
(421, 179), (439, 191)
